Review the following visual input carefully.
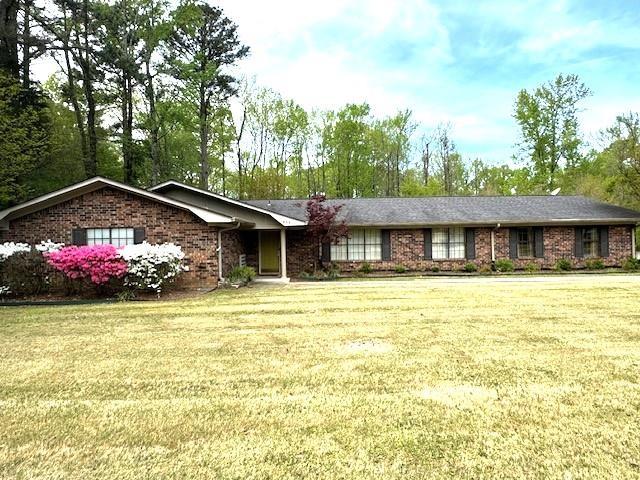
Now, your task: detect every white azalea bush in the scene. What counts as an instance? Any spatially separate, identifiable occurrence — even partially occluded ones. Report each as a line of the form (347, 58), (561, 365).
(0, 242), (31, 262)
(119, 242), (188, 293)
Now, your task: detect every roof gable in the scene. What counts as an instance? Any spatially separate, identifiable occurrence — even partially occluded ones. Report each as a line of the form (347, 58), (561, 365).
(0, 177), (240, 227)
(149, 181), (306, 227)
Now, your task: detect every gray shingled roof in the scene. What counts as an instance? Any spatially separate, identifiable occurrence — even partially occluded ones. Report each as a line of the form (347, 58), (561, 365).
(245, 196), (640, 226)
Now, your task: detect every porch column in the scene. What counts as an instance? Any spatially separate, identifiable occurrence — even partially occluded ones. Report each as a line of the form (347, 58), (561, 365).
(280, 228), (288, 278)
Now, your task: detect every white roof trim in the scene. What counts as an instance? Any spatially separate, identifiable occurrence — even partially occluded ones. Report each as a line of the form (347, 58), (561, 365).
(150, 180), (307, 227)
(0, 177), (237, 225)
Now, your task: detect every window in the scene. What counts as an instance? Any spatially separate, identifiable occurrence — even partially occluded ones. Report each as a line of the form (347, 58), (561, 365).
(517, 228), (533, 258)
(87, 228), (134, 247)
(330, 228), (382, 261)
(582, 227), (599, 258)
(432, 227), (465, 260)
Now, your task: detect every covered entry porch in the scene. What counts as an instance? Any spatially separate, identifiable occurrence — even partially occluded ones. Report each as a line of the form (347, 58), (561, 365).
(220, 228), (289, 281)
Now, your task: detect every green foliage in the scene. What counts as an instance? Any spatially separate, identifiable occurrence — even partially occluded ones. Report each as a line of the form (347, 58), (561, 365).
(524, 262), (541, 273)
(358, 262), (373, 274)
(622, 257), (640, 271)
(585, 258), (605, 270)
(430, 266), (440, 273)
(494, 259), (514, 272)
(514, 74), (591, 190)
(555, 258), (572, 271)
(300, 265), (340, 281)
(394, 264), (407, 273)
(0, 73), (51, 207)
(228, 266), (255, 285)
(1, 250), (52, 296)
(463, 262), (478, 273)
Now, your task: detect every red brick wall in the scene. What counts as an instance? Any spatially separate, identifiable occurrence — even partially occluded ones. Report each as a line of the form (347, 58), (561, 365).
(221, 230), (244, 277)
(0, 187), (219, 287)
(284, 225), (635, 274)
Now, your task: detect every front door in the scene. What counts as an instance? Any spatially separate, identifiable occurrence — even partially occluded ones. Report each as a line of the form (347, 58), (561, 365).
(259, 231), (280, 275)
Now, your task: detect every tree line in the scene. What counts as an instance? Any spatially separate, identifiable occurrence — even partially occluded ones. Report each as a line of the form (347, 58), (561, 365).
(0, 0), (639, 214)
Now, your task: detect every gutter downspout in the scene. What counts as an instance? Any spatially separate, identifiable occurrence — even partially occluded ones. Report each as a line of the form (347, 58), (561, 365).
(633, 225), (637, 259)
(217, 220), (241, 282)
(491, 223), (501, 262)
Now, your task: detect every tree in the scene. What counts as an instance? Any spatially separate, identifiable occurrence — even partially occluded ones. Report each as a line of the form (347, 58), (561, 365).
(514, 73), (591, 190)
(167, 1), (248, 190)
(0, 0), (19, 77)
(95, 0), (144, 184)
(0, 72), (50, 207)
(305, 194), (348, 268)
(603, 113), (640, 207)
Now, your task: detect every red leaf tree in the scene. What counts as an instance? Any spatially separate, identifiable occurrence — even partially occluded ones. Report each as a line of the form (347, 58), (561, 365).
(305, 194), (349, 268)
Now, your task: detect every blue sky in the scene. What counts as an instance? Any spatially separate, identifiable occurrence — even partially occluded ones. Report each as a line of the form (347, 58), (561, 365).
(218, 0), (640, 164)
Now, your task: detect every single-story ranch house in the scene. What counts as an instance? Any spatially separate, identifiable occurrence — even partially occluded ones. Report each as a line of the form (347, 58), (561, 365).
(1, 176), (639, 287)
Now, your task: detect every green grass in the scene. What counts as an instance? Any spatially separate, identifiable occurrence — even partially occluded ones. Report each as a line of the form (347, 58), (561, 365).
(1, 276), (640, 479)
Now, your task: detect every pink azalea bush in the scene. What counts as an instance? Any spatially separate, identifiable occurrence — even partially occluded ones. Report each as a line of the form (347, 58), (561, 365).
(45, 245), (128, 285)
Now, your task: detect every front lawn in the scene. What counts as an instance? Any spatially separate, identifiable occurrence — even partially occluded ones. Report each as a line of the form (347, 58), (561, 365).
(1, 276), (640, 478)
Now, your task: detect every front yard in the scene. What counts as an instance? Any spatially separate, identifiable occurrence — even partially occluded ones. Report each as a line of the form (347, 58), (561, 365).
(1, 276), (640, 478)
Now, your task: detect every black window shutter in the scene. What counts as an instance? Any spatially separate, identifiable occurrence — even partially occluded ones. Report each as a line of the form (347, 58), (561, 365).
(321, 241), (331, 262)
(381, 230), (391, 261)
(533, 227), (544, 258)
(509, 228), (518, 259)
(599, 226), (609, 257)
(423, 228), (432, 260)
(133, 227), (146, 244)
(574, 227), (584, 257)
(71, 228), (87, 246)
(465, 228), (476, 260)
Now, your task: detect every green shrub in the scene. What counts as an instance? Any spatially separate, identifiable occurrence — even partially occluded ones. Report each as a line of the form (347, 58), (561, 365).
(1, 250), (52, 296)
(300, 265), (340, 281)
(622, 257), (640, 271)
(524, 262), (541, 273)
(394, 264), (407, 273)
(554, 258), (572, 271)
(430, 266), (440, 273)
(585, 258), (605, 270)
(494, 259), (514, 272)
(359, 262), (373, 274)
(228, 266), (256, 284)
(463, 262), (478, 273)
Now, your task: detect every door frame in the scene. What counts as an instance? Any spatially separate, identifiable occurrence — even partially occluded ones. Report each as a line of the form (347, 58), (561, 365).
(258, 230), (281, 275)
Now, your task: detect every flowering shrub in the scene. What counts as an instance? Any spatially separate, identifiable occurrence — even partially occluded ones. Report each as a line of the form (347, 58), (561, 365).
(0, 242), (31, 262)
(35, 240), (65, 253)
(46, 245), (128, 285)
(119, 242), (187, 293)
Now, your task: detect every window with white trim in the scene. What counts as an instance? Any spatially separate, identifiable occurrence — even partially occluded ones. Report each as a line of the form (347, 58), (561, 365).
(432, 227), (465, 260)
(87, 228), (135, 247)
(517, 228), (534, 258)
(582, 227), (599, 258)
(331, 228), (382, 261)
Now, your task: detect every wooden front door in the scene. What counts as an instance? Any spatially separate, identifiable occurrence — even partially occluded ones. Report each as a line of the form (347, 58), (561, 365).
(259, 231), (280, 275)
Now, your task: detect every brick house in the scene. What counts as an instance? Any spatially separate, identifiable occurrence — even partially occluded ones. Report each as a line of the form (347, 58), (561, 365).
(1, 177), (639, 287)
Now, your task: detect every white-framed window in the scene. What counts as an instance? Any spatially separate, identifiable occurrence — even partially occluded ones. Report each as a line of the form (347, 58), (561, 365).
(517, 228), (534, 258)
(87, 227), (135, 247)
(582, 227), (599, 258)
(331, 228), (382, 261)
(432, 227), (465, 260)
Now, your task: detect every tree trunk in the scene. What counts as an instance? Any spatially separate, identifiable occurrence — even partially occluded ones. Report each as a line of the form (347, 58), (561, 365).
(122, 72), (134, 184)
(63, 44), (88, 167)
(236, 106), (246, 199)
(144, 57), (160, 185)
(199, 85), (209, 190)
(0, 0), (19, 78)
(21, 0), (31, 88)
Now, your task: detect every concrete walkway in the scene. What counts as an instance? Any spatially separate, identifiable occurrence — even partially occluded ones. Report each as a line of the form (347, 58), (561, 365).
(286, 273), (640, 288)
